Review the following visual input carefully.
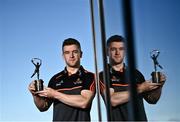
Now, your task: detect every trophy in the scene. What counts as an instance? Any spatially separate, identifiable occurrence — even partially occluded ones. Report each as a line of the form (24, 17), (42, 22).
(150, 50), (163, 83)
(31, 58), (44, 91)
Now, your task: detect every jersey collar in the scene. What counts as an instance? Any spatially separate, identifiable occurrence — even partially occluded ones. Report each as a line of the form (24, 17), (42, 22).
(63, 65), (84, 76)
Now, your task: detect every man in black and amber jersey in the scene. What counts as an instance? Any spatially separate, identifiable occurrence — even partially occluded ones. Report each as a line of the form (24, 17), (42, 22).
(99, 35), (166, 121)
(28, 38), (95, 121)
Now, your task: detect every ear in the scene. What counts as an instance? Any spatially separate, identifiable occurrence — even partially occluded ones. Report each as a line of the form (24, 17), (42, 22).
(106, 48), (109, 56)
(80, 51), (83, 58)
(62, 52), (64, 59)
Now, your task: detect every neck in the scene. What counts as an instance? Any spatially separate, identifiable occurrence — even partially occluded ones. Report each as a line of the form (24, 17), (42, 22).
(66, 65), (80, 75)
(112, 63), (124, 71)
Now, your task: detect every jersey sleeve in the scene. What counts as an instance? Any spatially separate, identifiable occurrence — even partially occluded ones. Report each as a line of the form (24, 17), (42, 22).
(135, 69), (145, 84)
(82, 72), (95, 92)
(99, 71), (106, 94)
(47, 74), (58, 89)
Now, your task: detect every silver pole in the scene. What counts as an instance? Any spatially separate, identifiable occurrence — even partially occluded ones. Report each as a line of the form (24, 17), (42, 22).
(98, 0), (112, 120)
(122, 0), (142, 120)
(89, 0), (102, 121)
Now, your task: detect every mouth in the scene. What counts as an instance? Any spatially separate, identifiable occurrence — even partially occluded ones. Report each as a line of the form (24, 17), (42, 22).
(114, 56), (121, 59)
(69, 59), (76, 62)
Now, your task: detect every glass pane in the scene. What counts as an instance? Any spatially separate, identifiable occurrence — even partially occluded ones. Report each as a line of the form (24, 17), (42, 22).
(0, 0), (101, 121)
(133, 0), (180, 121)
(98, 0), (180, 121)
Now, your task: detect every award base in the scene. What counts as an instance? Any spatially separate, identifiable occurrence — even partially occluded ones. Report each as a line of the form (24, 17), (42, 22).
(151, 72), (160, 83)
(35, 79), (44, 91)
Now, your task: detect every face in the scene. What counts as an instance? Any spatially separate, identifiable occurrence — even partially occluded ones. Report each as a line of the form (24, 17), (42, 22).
(63, 44), (82, 68)
(108, 41), (125, 65)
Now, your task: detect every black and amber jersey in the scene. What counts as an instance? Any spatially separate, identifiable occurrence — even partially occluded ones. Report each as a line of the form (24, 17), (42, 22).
(99, 64), (147, 121)
(48, 66), (95, 121)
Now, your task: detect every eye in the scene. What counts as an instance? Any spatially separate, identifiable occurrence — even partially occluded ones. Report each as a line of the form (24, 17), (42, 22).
(73, 50), (79, 54)
(119, 47), (125, 51)
(64, 51), (70, 55)
(111, 48), (116, 51)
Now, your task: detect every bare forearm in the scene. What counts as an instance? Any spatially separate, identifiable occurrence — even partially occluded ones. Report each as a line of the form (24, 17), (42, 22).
(37, 88), (94, 109)
(33, 95), (49, 111)
(144, 87), (162, 104)
(111, 91), (129, 107)
(53, 91), (93, 109)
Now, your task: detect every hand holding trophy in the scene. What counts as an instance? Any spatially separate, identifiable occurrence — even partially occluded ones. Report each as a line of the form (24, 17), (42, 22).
(150, 50), (163, 83)
(31, 58), (44, 91)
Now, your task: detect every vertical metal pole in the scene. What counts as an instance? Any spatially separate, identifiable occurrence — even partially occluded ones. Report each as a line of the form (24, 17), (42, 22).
(122, 0), (142, 120)
(89, 0), (102, 121)
(98, 0), (112, 121)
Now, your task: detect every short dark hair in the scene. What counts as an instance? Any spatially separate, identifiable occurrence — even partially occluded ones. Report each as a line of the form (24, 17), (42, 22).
(107, 35), (125, 48)
(62, 38), (81, 51)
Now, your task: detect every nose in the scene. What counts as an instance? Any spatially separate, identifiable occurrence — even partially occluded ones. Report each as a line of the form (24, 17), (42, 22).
(115, 49), (120, 55)
(70, 52), (74, 58)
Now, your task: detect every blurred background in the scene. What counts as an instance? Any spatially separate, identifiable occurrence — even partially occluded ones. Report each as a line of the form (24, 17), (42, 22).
(0, 0), (180, 121)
